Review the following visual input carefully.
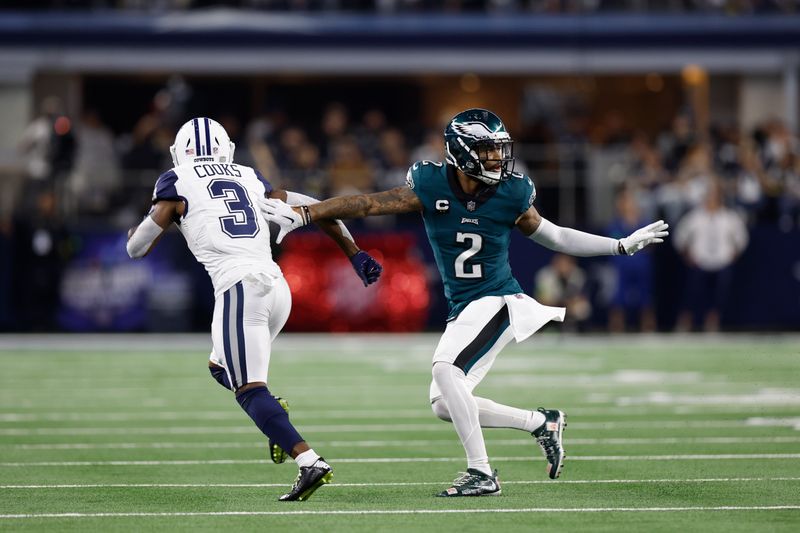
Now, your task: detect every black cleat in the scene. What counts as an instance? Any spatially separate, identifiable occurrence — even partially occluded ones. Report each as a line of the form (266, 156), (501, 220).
(532, 408), (567, 479)
(269, 397), (290, 464)
(278, 458), (333, 502)
(436, 468), (501, 497)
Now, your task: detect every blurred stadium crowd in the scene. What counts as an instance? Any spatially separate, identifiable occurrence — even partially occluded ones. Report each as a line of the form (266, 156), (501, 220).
(3, 0), (800, 13)
(2, 81), (798, 333)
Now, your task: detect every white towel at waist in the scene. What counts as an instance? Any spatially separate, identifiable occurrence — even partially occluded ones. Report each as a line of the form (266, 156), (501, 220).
(503, 293), (565, 343)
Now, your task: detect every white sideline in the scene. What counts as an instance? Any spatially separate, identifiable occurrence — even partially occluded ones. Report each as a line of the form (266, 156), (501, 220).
(2, 454), (800, 467)
(2, 506), (800, 519)
(2, 477), (800, 489)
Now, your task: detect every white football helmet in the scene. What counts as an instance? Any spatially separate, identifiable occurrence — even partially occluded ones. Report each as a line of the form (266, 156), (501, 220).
(170, 117), (236, 167)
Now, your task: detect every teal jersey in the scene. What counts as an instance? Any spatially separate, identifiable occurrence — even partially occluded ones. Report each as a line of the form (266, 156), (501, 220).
(406, 161), (537, 320)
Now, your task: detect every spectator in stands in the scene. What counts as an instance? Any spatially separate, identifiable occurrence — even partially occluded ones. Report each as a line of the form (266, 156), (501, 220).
(356, 108), (388, 165)
(658, 142), (714, 224)
(18, 96), (60, 185)
(411, 129), (443, 163)
(657, 113), (695, 173)
(761, 137), (800, 231)
(376, 127), (409, 189)
(120, 105), (172, 171)
(66, 110), (121, 216)
(18, 96), (74, 206)
(326, 135), (375, 195)
(627, 131), (668, 221)
(534, 253), (591, 332)
(319, 102), (351, 164)
(606, 187), (656, 332)
(673, 179), (749, 332)
(11, 190), (70, 331)
(731, 140), (766, 224)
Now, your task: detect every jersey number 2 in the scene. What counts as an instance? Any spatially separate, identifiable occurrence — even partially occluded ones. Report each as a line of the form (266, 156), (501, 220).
(455, 232), (483, 279)
(207, 179), (260, 238)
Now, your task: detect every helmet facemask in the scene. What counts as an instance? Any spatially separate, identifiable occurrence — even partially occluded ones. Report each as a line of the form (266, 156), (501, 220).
(471, 139), (514, 184)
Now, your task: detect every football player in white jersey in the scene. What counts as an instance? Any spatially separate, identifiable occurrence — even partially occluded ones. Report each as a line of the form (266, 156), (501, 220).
(126, 117), (382, 502)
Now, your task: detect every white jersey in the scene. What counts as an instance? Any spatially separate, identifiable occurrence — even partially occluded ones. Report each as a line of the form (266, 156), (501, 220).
(152, 162), (282, 296)
(673, 206), (749, 271)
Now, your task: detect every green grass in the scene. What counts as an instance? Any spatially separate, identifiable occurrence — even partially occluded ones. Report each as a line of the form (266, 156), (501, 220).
(1, 333), (799, 532)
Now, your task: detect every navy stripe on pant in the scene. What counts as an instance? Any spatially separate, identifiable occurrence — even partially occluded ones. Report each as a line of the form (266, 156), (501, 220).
(222, 288), (236, 388)
(235, 282), (248, 386)
(453, 304), (511, 374)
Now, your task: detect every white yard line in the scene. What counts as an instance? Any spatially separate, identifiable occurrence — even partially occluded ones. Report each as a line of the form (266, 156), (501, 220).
(0, 419), (785, 437)
(7, 436), (800, 451)
(2, 454), (800, 467)
(2, 404), (797, 422)
(2, 506), (800, 519)
(2, 477), (799, 489)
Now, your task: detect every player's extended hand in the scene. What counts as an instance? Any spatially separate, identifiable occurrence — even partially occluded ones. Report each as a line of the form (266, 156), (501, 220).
(260, 198), (309, 244)
(349, 251), (383, 287)
(618, 220), (669, 256)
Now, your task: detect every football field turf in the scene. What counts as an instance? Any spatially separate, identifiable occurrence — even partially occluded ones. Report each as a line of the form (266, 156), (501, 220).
(1, 333), (798, 532)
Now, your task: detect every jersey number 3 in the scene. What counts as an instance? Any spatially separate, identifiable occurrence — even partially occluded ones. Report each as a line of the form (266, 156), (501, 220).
(207, 179), (259, 238)
(455, 232), (483, 279)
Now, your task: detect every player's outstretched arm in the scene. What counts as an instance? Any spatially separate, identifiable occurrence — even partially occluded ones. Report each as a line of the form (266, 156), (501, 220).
(268, 189), (383, 286)
(126, 200), (180, 258)
(261, 187), (422, 243)
(516, 206), (668, 257)
(307, 187), (423, 220)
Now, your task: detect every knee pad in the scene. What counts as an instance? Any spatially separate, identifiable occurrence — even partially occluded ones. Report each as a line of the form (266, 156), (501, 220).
(431, 398), (452, 422)
(432, 361), (459, 387)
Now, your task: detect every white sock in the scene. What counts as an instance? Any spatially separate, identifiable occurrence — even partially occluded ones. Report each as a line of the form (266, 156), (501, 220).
(432, 362), (492, 477)
(433, 397), (546, 433)
(294, 449), (320, 468)
(476, 397), (545, 432)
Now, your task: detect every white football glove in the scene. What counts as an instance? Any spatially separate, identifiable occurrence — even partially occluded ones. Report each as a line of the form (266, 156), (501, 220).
(260, 198), (309, 244)
(618, 220), (669, 256)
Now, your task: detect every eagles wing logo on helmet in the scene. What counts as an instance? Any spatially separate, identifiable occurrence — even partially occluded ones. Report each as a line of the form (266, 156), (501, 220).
(444, 109), (514, 185)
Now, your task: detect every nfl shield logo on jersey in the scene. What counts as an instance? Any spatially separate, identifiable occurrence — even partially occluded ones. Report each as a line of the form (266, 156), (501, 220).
(467, 201), (476, 212)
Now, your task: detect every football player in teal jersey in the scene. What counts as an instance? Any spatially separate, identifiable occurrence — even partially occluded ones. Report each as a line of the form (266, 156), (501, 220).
(262, 109), (668, 497)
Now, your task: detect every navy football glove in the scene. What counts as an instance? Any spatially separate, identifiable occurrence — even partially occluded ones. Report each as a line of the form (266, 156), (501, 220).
(350, 251), (383, 287)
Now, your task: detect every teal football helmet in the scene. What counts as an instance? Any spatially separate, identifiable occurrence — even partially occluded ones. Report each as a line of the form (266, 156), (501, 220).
(444, 108), (514, 185)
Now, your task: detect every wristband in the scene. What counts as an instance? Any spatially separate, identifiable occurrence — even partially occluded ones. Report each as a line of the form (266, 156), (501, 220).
(300, 205), (311, 225)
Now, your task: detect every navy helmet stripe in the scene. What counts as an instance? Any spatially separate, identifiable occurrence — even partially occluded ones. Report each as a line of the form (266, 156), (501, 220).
(222, 289), (237, 389)
(453, 304), (510, 373)
(192, 119), (202, 157)
(235, 282), (248, 386)
(204, 118), (212, 157)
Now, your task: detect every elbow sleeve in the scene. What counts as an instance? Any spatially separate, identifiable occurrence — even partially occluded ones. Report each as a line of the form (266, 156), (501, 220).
(126, 216), (163, 258)
(529, 218), (617, 257)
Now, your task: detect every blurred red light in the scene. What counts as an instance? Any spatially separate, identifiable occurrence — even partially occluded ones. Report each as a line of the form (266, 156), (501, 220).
(278, 232), (429, 332)
(53, 116), (71, 135)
